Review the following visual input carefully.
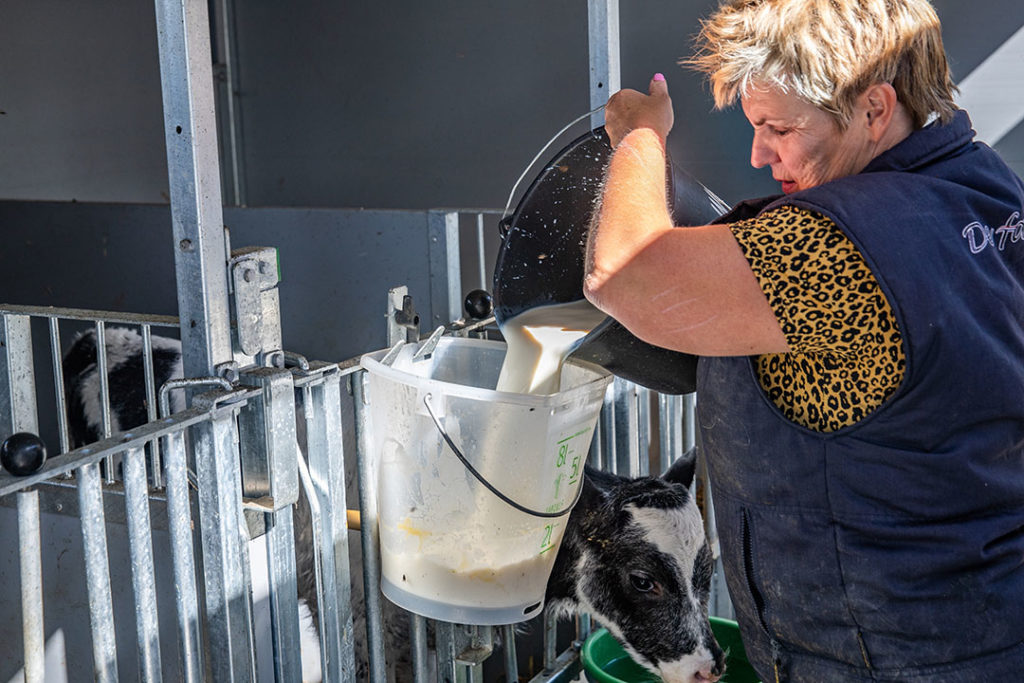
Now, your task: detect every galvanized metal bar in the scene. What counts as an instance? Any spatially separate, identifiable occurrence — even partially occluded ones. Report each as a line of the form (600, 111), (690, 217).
(411, 614), (430, 682)
(212, 0), (247, 206)
(265, 510), (302, 682)
(501, 624), (519, 683)
(18, 490), (44, 683)
(587, 0), (620, 127)
(154, 0), (234, 379)
(475, 213), (488, 292)
(577, 613), (592, 643)
(0, 313), (38, 438)
(141, 325), (164, 488)
(123, 446), (163, 682)
(543, 606), (559, 671)
(306, 370), (356, 682)
(599, 385), (616, 474)
(0, 402), (247, 499)
(77, 462), (119, 682)
(636, 386), (651, 476)
(434, 622), (468, 683)
(94, 322), (116, 483)
(683, 393), (696, 453)
(0, 305), (178, 328)
(612, 378), (639, 476)
(658, 393), (684, 474)
(193, 410), (255, 680)
(238, 366), (303, 682)
(161, 427), (203, 681)
(352, 371), (387, 683)
(427, 210), (463, 329)
(48, 317), (72, 455)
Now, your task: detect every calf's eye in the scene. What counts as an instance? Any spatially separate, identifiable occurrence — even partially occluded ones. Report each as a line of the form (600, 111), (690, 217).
(629, 573), (657, 593)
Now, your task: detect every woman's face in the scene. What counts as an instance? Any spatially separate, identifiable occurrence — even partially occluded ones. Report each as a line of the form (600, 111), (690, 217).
(741, 84), (874, 194)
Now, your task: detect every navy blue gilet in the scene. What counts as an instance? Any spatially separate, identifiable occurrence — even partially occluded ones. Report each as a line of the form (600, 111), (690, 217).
(699, 110), (1024, 681)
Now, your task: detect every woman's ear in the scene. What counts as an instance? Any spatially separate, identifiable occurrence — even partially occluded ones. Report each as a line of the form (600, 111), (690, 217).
(861, 82), (900, 141)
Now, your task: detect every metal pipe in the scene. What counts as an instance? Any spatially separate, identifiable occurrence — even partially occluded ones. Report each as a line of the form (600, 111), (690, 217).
(77, 462), (119, 682)
(161, 428), (203, 681)
(637, 386), (650, 476)
(141, 325), (163, 488)
(476, 212), (488, 292)
(48, 317), (72, 456)
(543, 605), (559, 671)
(193, 411), (255, 680)
(18, 490), (44, 683)
(154, 0), (234, 381)
(352, 371), (388, 682)
(587, 0), (620, 127)
(123, 446), (163, 681)
(95, 322), (116, 483)
(411, 614), (430, 681)
(502, 624), (519, 682)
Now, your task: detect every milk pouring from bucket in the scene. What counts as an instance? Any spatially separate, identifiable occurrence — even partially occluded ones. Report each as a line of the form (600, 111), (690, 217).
(359, 117), (729, 625)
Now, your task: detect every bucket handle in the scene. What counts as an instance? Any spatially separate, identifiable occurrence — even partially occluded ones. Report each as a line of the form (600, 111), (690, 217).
(422, 393), (583, 519)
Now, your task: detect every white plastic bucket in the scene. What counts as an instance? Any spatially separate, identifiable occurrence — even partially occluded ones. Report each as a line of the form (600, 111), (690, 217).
(360, 336), (611, 624)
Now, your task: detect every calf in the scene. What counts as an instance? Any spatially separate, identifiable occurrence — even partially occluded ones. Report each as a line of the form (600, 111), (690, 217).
(63, 327), (725, 683)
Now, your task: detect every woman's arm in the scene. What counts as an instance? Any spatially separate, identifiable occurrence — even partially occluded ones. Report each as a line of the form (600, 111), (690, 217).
(584, 124), (789, 356)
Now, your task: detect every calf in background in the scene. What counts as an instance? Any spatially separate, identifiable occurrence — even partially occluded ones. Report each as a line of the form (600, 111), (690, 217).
(63, 327), (725, 683)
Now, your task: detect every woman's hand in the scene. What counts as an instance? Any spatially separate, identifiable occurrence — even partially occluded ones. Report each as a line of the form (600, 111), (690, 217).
(604, 73), (674, 147)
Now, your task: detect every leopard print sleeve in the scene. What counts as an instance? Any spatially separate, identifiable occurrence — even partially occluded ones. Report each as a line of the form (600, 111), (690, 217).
(728, 205), (905, 432)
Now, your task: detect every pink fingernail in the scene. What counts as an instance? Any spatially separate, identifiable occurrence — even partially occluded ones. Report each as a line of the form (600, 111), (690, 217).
(653, 73), (665, 81)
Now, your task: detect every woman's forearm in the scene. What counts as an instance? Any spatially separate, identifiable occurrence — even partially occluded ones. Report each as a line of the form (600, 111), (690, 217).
(584, 127), (675, 311)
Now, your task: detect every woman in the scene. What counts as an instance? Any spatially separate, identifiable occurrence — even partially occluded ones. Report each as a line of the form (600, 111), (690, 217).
(584, 0), (1024, 680)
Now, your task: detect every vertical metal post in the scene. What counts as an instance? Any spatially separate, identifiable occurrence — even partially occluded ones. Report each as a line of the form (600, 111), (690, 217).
(306, 370), (356, 682)
(193, 410), (255, 680)
(48, 318), (72, 455)
(636, 386), (651, 476)
(153, 0), (234, 379)
(18, 490), (44, 683)
(0, 314), (38, 438)
(599, 386), (616, 474)
(588, 0), (620, 128)
(411, 614), (430, 681)
(353, 372), (387, 683)
(123, 446), (163, 682)
(501, 624), (519, 683)
(427, 210), (463, 329)
(77, 462), (119, 682)
(543, 605), (559, 671)
(210, 0), (247, 206)
(238, 366), (303, 683)
(475, 213), (488, 292)
(162, 428), (203, 681)
(612, 378), (639, 476)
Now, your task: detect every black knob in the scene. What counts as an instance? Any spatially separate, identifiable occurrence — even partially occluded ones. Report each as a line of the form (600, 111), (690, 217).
(1, 432), (48, 476)
(464, 289), (493, 320)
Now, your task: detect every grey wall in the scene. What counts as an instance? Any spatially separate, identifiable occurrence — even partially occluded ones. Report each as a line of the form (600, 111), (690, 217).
(4, 1), (1021, 211)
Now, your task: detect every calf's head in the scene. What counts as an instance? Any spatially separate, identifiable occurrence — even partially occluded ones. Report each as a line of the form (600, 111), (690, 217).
(547, 453), (725, 683)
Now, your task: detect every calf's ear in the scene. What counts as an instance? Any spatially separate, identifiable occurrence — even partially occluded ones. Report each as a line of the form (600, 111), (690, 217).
(661, 447), (697, 489)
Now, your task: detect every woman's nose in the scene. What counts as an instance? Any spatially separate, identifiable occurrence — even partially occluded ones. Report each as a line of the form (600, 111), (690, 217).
(750, 131), (776, 169)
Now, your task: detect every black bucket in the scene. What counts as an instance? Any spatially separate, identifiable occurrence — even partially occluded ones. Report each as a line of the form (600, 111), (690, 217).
(493, 127), (729, 395)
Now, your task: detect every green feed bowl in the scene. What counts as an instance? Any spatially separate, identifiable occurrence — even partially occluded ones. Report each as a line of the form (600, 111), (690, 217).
(580, 617), (761, 683)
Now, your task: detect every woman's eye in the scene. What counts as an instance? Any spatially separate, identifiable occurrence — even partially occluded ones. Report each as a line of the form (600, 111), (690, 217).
(629, 573), (656, 593)
(770, 126), (790, 136)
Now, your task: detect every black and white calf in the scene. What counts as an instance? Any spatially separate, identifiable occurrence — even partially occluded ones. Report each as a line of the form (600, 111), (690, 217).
(548, 461), (724, 682)
(63, 327), (725, 683)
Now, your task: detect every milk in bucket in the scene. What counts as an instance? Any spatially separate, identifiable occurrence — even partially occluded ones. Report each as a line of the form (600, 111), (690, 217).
(361, 302), (610, 624)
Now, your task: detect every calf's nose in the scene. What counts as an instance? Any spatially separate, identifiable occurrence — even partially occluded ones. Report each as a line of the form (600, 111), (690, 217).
(695, 658), (723, 683)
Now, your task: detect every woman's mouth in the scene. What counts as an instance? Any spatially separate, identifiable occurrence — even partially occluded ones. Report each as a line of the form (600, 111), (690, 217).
(779, 180), (797, 193)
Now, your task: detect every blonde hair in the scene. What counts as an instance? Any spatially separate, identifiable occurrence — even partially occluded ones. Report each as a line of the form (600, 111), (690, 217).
(685, 0), (958, 128)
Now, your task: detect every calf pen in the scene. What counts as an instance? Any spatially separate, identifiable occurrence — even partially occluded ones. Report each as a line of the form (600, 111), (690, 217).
(0, 294), (730, 683)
